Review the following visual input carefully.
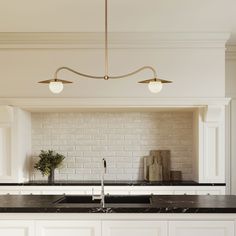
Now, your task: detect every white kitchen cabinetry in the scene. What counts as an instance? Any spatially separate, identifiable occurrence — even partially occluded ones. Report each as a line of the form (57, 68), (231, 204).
(36, 221), (101, 236)
(169, 221), (234, 236)
(195, 190), (222, 195)
(131, 186), (174, 195)
(41, 186), (94, 195)
(0, 190), (20, 195)
(0, 185), (226, 195)
(0, 216), (235, 236)
(104, 186), (132, 195)
(174, 190), (196, 195)
(102, 221), (168, 236)
(0, 106), (31, 183)
(0, 220), (34, 236)
(0, 106), (13, 181)
(195, 107), (226, 183)
(130, 186), (225, 195)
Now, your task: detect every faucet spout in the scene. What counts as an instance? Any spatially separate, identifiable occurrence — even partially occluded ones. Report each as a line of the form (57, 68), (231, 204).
(101, 158), (106, 207)
(92, 158), (107, 208)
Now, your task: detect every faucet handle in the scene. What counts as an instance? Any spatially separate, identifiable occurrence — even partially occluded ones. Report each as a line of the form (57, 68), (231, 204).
(102, 158), (107, 174)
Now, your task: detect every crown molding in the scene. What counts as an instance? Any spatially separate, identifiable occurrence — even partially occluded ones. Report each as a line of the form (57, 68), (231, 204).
(226, 45), (236, 60)
(0, 32), (230, 49)
(0, 97), (231, 111)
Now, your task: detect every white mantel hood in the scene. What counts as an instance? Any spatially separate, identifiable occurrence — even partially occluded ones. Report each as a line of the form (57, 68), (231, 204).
(0, 97), (231, 112)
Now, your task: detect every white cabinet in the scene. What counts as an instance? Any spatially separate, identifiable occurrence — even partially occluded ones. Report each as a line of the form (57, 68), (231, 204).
(196, 107), (226, 183)
(36, 221), (101, 236)
(196, 190), (222, 195)
(174, 190), (196, 195)
(20, 190), (42, 195)
(130, 186), (174, 195)
(0, 190), (20, 195)
(103, 221), (168, 236)
(169, 221), (234, 236)
(0, 106), (13, 181)
(0, 220), (34, 236)
(104, 186), (132, 195)
(130, 186), (225, 195)
(0, 186), (21, 194)
(0, 106), (31, 183)
(0, 185), (226, 196)
(41, 186), (92, 195)
(0, 217), (235, 236)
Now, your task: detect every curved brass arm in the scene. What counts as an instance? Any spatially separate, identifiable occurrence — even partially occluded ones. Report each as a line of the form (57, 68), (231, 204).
(109, 66), (157, 79)
(54, 66), (157, 81)
(54, 67), (104, 80)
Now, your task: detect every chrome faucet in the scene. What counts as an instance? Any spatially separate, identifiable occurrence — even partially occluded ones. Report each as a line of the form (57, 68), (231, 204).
(92, 158), (107, 207)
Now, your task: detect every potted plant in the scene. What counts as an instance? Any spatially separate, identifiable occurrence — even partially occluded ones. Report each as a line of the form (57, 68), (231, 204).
(34, 150), (65, 183)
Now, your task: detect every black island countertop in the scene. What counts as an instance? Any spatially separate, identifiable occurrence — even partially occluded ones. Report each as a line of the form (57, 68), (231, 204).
(0, 195), (235, 213)
(0, 180), (225, 186)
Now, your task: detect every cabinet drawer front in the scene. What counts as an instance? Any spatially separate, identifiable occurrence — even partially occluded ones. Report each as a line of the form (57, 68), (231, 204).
(174, 190), (196, 195)
(169, 221), (234, 236)
(196, 190), (222, 195)
(20, 190), (42, 195)
(103, 221), (168, 236)
(105, 186), (131, 195)
(0, 220), (34, 236)
(0, 190), (20, 195)
(36, 220), (101, 236)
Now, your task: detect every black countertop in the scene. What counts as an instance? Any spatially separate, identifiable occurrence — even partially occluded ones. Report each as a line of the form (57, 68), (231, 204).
(0, 181), (225, 186)
(0, 195), (235, 213)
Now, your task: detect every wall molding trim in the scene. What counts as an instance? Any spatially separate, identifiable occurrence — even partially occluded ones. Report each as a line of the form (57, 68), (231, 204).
(0, 32), (230, 49)
(0, 97), (231, 111)
(226, 45), (236, 60)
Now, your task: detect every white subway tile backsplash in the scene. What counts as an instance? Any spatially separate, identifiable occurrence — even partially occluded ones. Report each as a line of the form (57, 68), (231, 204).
(59, 168), (75, 174)
(67, 163), (78, 168)
(31, 112), (193, 181)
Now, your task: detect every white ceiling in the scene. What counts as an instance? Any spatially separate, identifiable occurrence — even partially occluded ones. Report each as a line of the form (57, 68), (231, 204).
(0, 0), (235, 44)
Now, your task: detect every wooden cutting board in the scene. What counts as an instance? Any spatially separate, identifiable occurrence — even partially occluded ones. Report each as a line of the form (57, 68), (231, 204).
(149, 159), (163, 181)
(150, 150), (171, 181)
(143, 156), (153, 181)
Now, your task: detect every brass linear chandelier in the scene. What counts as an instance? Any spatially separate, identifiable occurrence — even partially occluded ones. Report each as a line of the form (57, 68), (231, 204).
(39, 0), (172, 94)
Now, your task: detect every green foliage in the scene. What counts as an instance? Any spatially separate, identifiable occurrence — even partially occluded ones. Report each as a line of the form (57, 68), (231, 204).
(34, 150), (65, 176)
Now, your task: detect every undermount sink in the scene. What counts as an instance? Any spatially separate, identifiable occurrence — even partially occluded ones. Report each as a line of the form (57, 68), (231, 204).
(54, 195), (100, 205)
(54, 195), (151, 206)
(105, 195), (151, 204)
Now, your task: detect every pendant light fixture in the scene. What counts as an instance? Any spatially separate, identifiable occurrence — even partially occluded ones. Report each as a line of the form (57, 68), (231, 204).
(38, 0), (172, 94)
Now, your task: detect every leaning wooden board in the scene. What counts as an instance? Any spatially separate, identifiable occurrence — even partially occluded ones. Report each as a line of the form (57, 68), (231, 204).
(150, 150), (171, 181)
(149, 158), (163, 181)
(144, 156), (153, 180)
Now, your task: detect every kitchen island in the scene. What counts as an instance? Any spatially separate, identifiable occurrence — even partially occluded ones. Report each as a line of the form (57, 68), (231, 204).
(0, 194), (236, 236)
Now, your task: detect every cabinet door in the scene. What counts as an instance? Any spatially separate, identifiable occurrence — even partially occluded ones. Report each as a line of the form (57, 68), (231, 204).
(36, 220), (101, 236)
(105, 186), (131, 195)
(174, 190), (196, 195)
(0, 126), (11, 180)
(103, 221), (167, 236)
(169, 221), (234, 236)
(0, 220), (34, 236)
(20, 190), (42, 195)
(0, 190), (20, 195)
(130, 186), (174, 195)
(196, 190), (221, 195)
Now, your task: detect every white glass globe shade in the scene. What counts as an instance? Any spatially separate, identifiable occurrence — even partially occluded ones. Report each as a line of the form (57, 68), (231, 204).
(49, 81), (64, 94)
(148, 81), (163, 93)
